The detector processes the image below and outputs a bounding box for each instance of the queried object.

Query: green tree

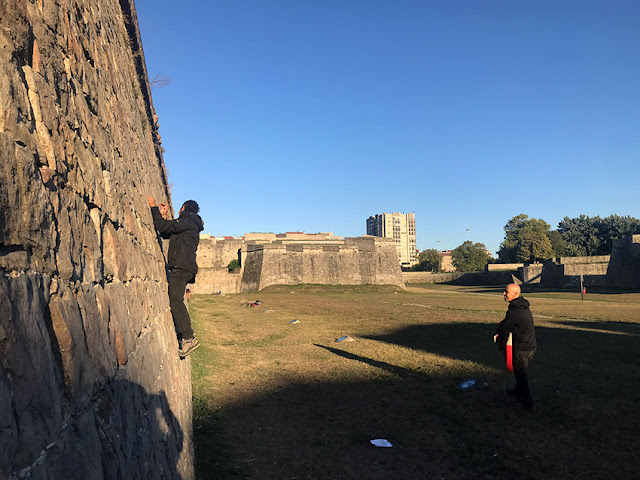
[451,241,490,272]
[412,249,442,272]
[547,230,566,257]
[227,259,240,271]
[498,214,553,263]
[596,214,640,254]
[557,215,601,256]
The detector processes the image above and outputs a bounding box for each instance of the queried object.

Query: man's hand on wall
[159,203,169,219]
[148,195,157,207]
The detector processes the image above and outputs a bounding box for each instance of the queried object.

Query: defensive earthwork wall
[1,1,193,478]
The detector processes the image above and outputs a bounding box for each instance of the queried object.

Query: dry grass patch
[190,284,640,479]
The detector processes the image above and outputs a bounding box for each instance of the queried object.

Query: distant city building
[366,212,417,267]
[438,250,456,272]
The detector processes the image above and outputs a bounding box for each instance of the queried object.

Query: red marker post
[580,274,584,301]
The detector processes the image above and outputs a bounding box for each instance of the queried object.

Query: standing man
[148,195,204,358]
[495,283,537,410]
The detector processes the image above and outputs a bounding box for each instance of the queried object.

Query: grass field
[189,284,640,479]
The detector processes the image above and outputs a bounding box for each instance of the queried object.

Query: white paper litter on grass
[289,319,300,324]
[370,439,393,448]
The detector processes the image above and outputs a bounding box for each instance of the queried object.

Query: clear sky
[135,0,640,255]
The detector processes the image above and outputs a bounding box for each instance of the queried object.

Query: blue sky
[135,0,640,255]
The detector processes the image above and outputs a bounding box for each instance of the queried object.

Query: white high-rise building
[366,212,417,267]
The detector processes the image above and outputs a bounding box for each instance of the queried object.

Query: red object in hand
[505,332,513,372]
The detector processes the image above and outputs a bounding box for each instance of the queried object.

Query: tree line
[413,214,640,273]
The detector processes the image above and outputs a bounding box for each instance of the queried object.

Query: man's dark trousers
[169,268,194,340]
[513,349,535,406]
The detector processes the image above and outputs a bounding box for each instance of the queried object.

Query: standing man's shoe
[179,336,200,358]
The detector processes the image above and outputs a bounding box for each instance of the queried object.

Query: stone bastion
[191,235,404,294]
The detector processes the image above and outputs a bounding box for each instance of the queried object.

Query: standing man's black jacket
[151,208,204,275]
[495,296,537,352]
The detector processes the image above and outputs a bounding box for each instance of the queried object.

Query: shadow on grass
[314,344,427,380]
[194,322,640,480]
[363,322,640,373]
[554,319,640,335]
[411,284,640,295]
[194,369,511,479]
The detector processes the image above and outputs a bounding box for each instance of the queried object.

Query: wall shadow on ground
[524,285,640,295]
[365,322,500,369]
[194,322,640,480]
[411,284,640,296]
[363,322,640,372]
[314,344,427,380]
[554,319,640,336]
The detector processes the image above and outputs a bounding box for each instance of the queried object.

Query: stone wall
[559,255,610,265]
[190,238,241,294]
[606,235,640,288]
[486,263,523,271]
[518,264,544,284]
[0,1,192,478]
[403,272,466,284]
[540,257,609,288]
[191,269,242,295]
[197,237,242,269]
[240,236,404,292]
[402,271,515,285]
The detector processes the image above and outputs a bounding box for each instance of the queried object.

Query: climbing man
[148,195,204,357]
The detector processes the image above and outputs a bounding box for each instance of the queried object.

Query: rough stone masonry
[0,1,193,478]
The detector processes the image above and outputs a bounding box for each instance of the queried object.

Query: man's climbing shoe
[179,336,200,358]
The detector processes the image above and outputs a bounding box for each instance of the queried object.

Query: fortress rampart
[239,236,404,292]
[606,235,640,288]
[191,235,404,293]
[1,1,192,478]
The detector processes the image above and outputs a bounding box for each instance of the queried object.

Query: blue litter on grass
[335,335,355,342]
[289,319,300,324]
[370,439,393,448]
[458,378,478,390]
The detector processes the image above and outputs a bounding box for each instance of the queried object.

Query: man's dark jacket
[151,207,204,275]
[495,296,537,352]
